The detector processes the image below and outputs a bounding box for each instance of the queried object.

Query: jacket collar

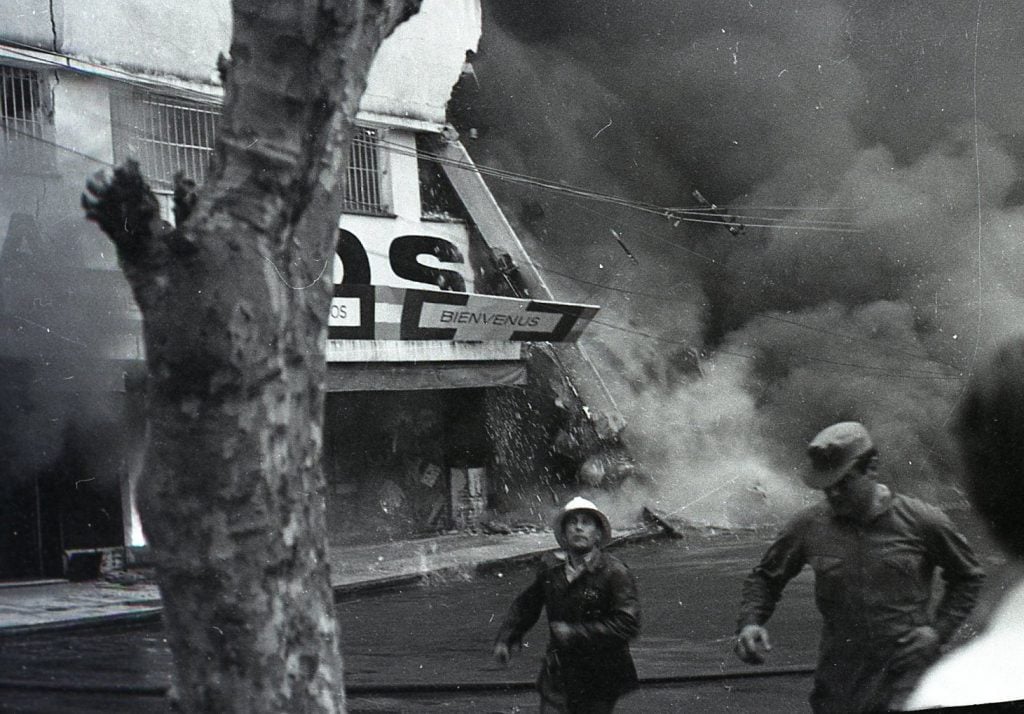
[565,548,604,584]
[863,483,893,522]
[555,548,605,569]
[833,482,893,524]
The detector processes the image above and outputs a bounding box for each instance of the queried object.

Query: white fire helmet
[553,496,612,549]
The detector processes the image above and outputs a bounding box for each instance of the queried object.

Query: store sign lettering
[411,293,583,341]
[335,229,466,291]
[437,309,543,328]
[328,297,361,328]
[327,228,599,344]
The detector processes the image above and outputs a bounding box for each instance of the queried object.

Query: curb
[0,529,667,638]
[333,529,661,601]
[0,604,164,639]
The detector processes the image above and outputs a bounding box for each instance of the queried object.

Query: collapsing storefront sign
[328,284,598,343]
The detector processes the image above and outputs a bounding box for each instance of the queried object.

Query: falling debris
[642,505,683,538]
[691,189,746,236]
[610,229,639,265]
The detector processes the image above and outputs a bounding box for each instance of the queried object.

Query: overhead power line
[4,111,957,382]
[380,137,864,234]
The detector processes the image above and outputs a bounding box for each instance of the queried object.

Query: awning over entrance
[325,360,526,392]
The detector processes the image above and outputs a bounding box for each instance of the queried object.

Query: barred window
[343,126,391,216]
[111,85,389,220]
[110,87,219,221]
[0,64,55,173]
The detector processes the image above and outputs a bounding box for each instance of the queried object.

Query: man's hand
[734,624,772,664]
[892,626,941,671]
[493,642,512,665]
[550,621,575,646]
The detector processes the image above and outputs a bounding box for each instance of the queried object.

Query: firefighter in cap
[493,497,641,713]
[733,422,984,713]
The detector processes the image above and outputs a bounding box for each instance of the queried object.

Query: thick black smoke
[0,112,134,494]
[455,0,1024,525]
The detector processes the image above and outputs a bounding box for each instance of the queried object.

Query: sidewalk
[0,528,649,637]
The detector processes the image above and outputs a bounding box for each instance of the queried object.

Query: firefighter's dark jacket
[495,549,641,703]
[737,491,985,713]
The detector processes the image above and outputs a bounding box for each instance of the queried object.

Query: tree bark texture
[83,2,422,712]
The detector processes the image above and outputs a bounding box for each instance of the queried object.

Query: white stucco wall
[4,0,480,125]
[5,0,55,47]
[61,2,230,84]
[53,74,115,171]
[361,0,481,124]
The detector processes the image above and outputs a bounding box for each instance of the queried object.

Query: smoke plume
[458,0,1024,525]
[0,110,134,493]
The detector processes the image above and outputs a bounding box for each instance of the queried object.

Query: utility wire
[553,194,968,373]
[384,137,864,233]
[5,106,963,381]
[7,86,860,236]
[4,125,113,168]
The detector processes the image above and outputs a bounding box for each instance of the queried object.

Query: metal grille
[0,65,55,172]
[343,127,390,216]
[110,88,219,200]
[112,86,388,218]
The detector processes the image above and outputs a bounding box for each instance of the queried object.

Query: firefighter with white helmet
[493,496,641,713]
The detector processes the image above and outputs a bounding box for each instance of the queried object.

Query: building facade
[0,0,622,579]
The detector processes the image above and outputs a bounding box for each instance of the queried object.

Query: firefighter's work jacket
[495,549,641,707]
[737,489,984,714]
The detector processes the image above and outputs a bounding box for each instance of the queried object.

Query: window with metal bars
[343,126,391,216]
[111,85,390,219]
[0,64,55,173]
[110,87,219,220]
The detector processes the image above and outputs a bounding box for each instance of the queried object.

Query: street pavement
[0,510,1012,713]
[0,531,822,714]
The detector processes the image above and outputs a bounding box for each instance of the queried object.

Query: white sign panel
[327,285,598,344]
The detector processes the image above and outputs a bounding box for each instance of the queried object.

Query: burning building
[0,0,628,580]
[446,1,1024,528]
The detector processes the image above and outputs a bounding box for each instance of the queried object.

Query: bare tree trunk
[83,2,421,711]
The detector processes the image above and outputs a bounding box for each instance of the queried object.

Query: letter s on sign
[389,235,467,291]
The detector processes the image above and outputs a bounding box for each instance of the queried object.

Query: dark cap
[804,422,874,489]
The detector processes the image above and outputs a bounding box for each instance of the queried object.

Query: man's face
[823,468,875,518]
[563,512,602,554]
